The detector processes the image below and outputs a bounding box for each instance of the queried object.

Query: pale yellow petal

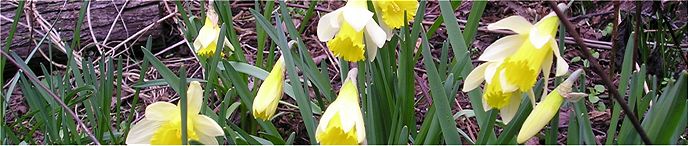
[355,110,366,143]
[551,39,569,76]
[462,63,489,92]
[499,70,519,92]
[186,81,204,115]
[484,62,501,83]
[541,50,554,98]
[482,97,492,112]
[198,134,220,145]
[195,17,219,50]
[365,34,379,62]
[126,118,162,144]
[517,90,564,144]
[365,21,386,48]
[529,14,559,48]
[194,115,225,136]
[479,35,526,61]
[500,94,522,124]
[252,56,285,120]
[145,102,179,121]
[364,21,386,62]
[317,10,342,41]
[341,6,373,31]
[487,16,533,34]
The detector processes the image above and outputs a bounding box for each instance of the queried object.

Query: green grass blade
[439,0,495,142]
[605,34,636,144]
[420,33,461,144]
[463,1,487,45]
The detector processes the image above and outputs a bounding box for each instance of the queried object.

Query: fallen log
[1,0,165,79]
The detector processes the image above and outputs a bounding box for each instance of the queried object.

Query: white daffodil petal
[365,21,386,48]
[528,89,536,107]
[552,40,569,76]
[462,63,490,92]
[316,103,337,131]
[193,38,203,52]
[354,108,366,143]
[380,20,394,40]
[530,15,559,48]
[198,135,220,145]
[529,28,551,49]
[482,97,492,112]
[339,105,357,133]
[487,16,533,34]
[500,70,519,92]
[365,35,379,62]
[541,52,554,98]
[479,35,525,61]
[484,62,501,83]
[126,118,162,144]
[342,7,374,31]
[317,11,342,41]
[195,115,225,136]
[186,81,204,115]
[500,94,522,124]
[145,102,179,121]
[197,27,218,47]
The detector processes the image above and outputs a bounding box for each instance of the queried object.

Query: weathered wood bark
[1,0,163,58]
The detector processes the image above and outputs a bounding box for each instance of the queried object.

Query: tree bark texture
[1,0,163,59]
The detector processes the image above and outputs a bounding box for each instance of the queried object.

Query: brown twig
[547,2,652,144]
[609,1,619,78]
[0,50,101,145]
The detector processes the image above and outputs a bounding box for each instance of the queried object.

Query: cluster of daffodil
[462,9,570,124]
[317,0,418,62]
[126,81,224,145]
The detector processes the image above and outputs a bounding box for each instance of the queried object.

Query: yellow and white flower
[462,10,569,123]
[126,81,224,145]
[517,69,586,143]
[252,56,286,121]
[373,0,419,40]
[193,12,234,58]
[317,0,387,62]
[315,68,365,145]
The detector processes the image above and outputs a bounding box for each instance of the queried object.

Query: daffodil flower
[462,9,569,123]
[126,81,224,145]
[193,15,234,58]
[316,68,365,145]
[252,56,285,121]
[373,0,419,40]
[517,69,586,143]
[317,0,387,62]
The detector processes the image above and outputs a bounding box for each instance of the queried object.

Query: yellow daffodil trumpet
[517,69,587,143]
[316,68,366,145]
[126,81,224,145]
[317,0,387,62]
[193,10,235,58]
[252,56,286,121]
[372,0,419,40]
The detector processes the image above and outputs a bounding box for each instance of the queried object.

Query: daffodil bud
[517,69,584,143]
[316,68,366,145]
[252,56,286,121]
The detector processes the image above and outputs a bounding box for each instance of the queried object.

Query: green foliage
[1,1,686,145]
